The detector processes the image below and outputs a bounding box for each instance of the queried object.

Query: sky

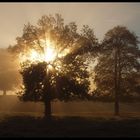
[0,2,140,48]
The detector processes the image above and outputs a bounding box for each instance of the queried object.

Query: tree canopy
[94,26,140,99]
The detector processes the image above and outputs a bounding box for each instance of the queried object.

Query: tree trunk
[117,45,121,111]
[44,99,52,119]
[3,90,6,96]
[114,47,119,116]
[43,68,52,119]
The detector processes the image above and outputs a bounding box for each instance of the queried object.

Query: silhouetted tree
[9,14,98,118]
[94,26,140,115]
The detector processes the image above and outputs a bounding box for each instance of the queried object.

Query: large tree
[94,26,140,115]
[9,14,98,118]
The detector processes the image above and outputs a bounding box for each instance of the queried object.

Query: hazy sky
[0,2,140,48]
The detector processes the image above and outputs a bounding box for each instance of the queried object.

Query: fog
[0,48,22,95]
[0,96,139,117]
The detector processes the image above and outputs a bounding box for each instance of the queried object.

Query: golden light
[58,48,70,58]
[19,49,44,64]
[44,46,57,62]
[47,64,53,70]
[19,38,70,69]
[30,49,43,62]
[40,38,58,63]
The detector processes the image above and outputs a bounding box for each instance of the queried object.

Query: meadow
[0,95,139,137]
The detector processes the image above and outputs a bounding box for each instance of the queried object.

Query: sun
[44,45,57,62]
[19,39,58,64]
[41,38,58,63]
[19,38,70,69]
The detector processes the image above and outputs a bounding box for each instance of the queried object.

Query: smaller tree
[94,26,140,115]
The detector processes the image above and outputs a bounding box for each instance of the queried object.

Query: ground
[0,95,140,137]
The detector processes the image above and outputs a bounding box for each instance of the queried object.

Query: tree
[94,26,140,115]
[9,14,98,118]
[0,49,21,95]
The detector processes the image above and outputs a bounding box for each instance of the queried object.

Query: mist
[0,96,140,118]
[0,48,22,95]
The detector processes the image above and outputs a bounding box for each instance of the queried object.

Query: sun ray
[19,38,70,72]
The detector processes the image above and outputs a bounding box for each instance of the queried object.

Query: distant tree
[9,14,98,118]
[94,26,140,115]
[0,49,21,95]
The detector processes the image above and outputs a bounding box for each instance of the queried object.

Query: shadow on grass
[0,115,140,137]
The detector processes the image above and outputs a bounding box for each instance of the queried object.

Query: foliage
[94,26,140,98]
[9,14,98,103]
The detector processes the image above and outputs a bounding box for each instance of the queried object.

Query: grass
[0,96,139,137]
[0,114,140,137]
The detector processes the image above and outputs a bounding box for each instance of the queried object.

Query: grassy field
[0,95,140,137]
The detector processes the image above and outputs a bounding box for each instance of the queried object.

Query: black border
[0,1,140,3]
